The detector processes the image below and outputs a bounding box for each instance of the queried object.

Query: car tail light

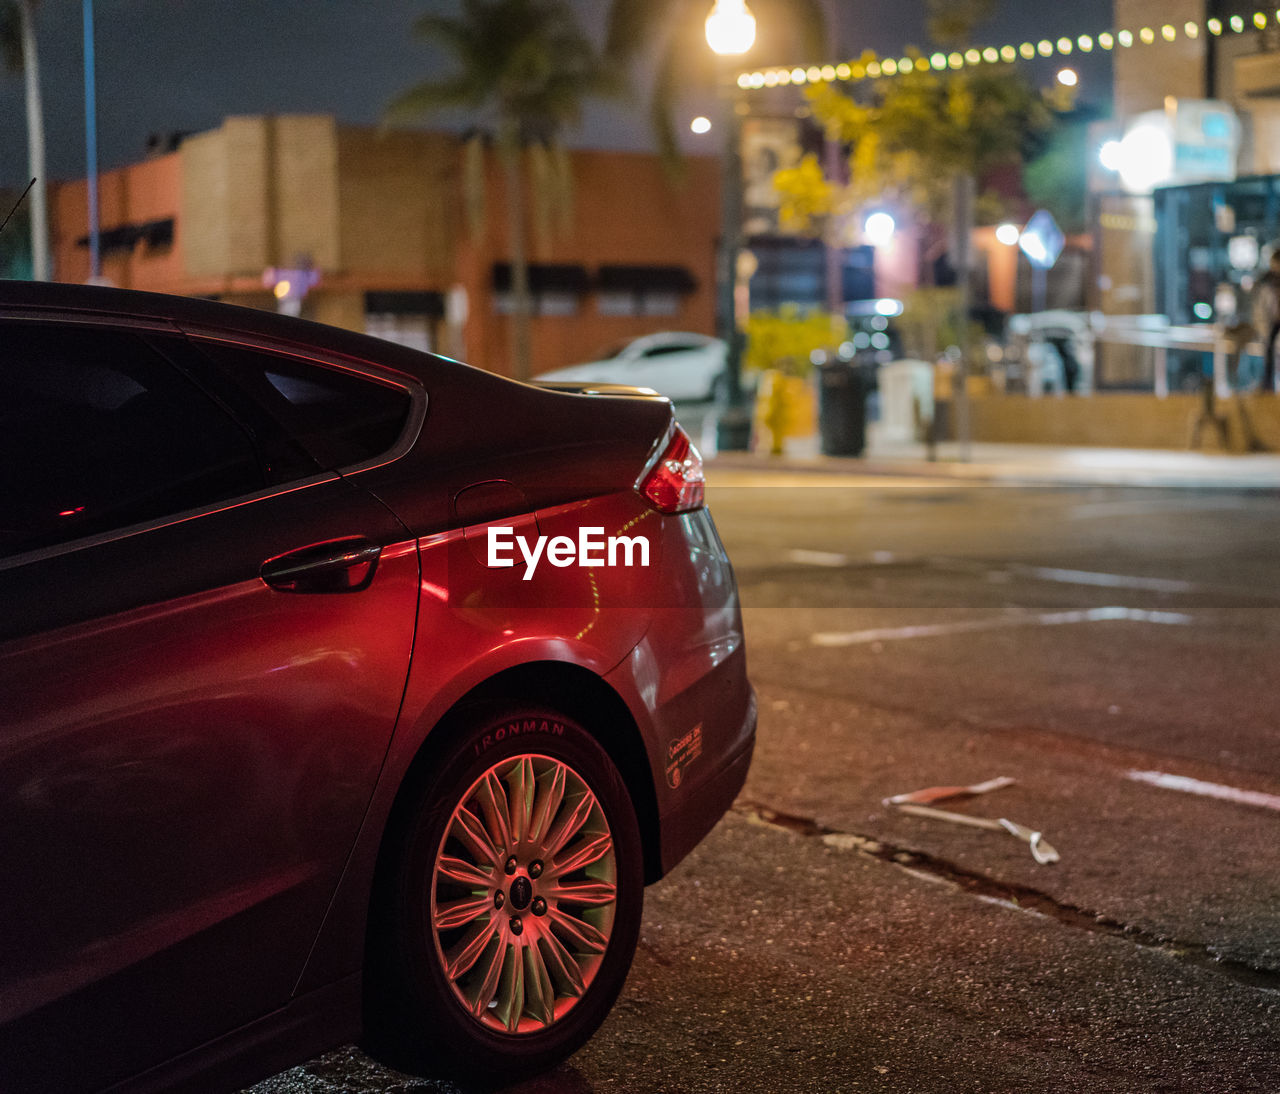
[638,424,705,513]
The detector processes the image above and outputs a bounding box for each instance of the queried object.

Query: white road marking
[1068,497,1251,520]
[1007,565,1197,594]
[786,549,898,567]
[789,551,1200,594]
[1126,770,1280,813]
[786,549,850,567]
[811,606,1194,647]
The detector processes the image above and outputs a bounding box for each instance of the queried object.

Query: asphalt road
[251,462,1280,1094]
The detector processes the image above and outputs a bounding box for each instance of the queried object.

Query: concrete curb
[706,444,1280,490]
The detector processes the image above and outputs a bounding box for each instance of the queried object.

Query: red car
[0,281,754,1092]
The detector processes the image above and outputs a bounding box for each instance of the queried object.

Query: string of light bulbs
[735,11,1279,90]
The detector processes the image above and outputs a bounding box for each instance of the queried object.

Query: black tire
[363,706,644,1085]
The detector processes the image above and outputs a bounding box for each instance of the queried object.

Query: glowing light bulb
[996,223,1021,246]
[864,212,896,246]
[705,0,756,55]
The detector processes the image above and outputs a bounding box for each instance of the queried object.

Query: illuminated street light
[1099,139,1123,171]
[1115,121,1174,193]
[705,0,756,55]
[1057,67,1078,87]
[864,211,896,247]
[691,115,712,134]
[996,223,1021,246]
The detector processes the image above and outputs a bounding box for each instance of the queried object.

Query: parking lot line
[810,606,1194,647]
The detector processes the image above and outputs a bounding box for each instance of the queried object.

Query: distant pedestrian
[1047,334,1080,394]
[1251,249,1280,393]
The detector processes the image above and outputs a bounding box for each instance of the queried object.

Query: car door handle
[261,538,381,593]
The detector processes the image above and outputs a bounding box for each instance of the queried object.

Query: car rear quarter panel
[295,488,661,990]
[297,490,752,992]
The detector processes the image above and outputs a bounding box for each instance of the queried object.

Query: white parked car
[537,332,727,403]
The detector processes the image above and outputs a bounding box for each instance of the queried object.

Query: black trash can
[817,361,869,456]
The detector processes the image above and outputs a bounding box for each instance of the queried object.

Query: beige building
[1113,0,1280,171]
[51,115,722,379]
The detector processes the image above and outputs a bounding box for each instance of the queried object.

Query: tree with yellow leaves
[775,60,1050,263]
[774,0,1050,273]
[774,49,1051,376]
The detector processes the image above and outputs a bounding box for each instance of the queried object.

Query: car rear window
[196,342,413,470]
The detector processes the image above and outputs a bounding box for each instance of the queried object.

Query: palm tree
[386,0,621,381]
[1,0,48,280]
[605,0,828,166]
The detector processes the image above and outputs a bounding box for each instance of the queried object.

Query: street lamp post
[706,1,755,452]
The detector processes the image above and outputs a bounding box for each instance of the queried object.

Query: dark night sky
[0,0,1115,189]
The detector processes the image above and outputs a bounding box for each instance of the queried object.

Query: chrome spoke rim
[431,752,617,1034]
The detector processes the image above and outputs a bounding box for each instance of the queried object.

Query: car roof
[628,331,718,349]
[0,279,463,380]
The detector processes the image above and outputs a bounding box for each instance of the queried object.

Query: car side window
[195,341,413,470]
[1,322,264,558]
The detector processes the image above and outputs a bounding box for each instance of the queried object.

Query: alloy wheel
[429,753,618,1033]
